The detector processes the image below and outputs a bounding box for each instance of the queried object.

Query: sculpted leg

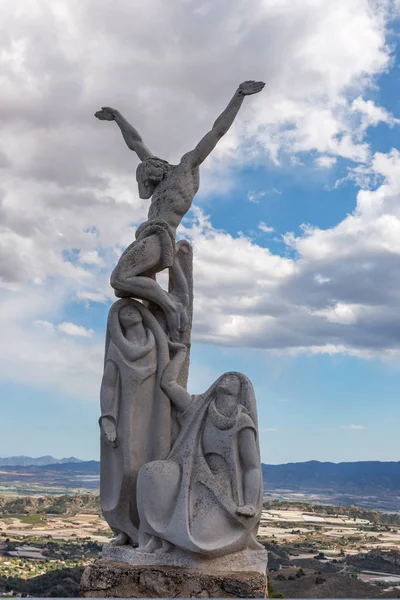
[110,235,184,340]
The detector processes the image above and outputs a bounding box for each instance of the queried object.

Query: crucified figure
[95,80,265,340]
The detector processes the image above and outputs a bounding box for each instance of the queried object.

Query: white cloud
[0,286,103,400]
[258,221,274,233]
[76,289,109,304]
[78,250,104,266]
[34,320,55,331]
[315,155,337,168]
[0,0,395,293]
[341,425,365,430]
[57,322,94,337]
[248,190,267,204]
[312,303,361,325]
[0,0,400,399]
[35,317,95,338]
[351,96,400,132]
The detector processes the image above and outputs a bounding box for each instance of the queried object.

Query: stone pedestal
[80,560,267,598]
[102,544,268,575]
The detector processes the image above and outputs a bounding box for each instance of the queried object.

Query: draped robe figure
[136,356,264,557]
[99,298,172,545]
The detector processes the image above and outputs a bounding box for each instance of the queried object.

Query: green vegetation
[0,535,103,597]
[0,566,83,597]
[267,578,284,598]
[0,494,100,517]
[0,513,45,526]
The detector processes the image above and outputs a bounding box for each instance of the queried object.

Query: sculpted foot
[110,532,129,546]
[137,535,161,553]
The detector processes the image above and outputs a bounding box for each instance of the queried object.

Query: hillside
[263,499,400,526]
[0,456,82,467]
[263,460,400,493]
[0,494,100,515]
[272,572,386,599]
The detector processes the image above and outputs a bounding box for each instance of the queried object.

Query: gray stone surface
[92,81,267,588]
[102,546,268,576]
[99,298,172,545]
[136,371,265,560]
[80,560,267,598]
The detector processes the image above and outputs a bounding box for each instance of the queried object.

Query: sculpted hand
[238,81,265,96]
[236,504,257,518]
[101,417,118,447]
[94,106,118,121]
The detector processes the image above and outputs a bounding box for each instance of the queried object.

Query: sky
[1,0,400,464]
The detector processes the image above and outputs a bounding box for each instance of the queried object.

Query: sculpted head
[136,157,172,199]
[214,373,241,418]
[216,374,241,398]
[119,304,143,331]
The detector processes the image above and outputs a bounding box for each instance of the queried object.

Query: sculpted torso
[147,160,199,235]
[94,80,264,236]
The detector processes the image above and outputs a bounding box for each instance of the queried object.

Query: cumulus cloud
[258,221,274,233]
[180,149,400,357]
[0,286,103,400]
[315,155,337,168]
[35,319,94,337]
[57,322,94,337]
[1,0,400,397]
[248,190,267,204]
[351,96,400,133]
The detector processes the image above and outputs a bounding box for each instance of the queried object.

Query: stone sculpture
[99,298,171,546]
[90,81,268,595]
[95,80,264,341]
[137,348,264,557]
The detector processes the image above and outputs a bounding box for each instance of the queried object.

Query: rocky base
[102,543,268,575]
[80,560,267,598]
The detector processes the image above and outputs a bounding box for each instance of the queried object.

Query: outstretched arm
[95,107,154,161]
[183,81,265,168]
[161,342,191,412]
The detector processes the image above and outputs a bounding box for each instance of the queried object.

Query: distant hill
[262,460,400,493]
[0,456,83,467]
[37,460,99,472]
[2,458,400,494]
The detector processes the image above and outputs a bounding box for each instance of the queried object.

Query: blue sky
[1,0,400,464]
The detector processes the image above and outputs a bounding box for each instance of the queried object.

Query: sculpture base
[102,543,268,575]
[80,560,267,598]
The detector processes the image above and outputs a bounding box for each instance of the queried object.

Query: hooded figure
[99,298,172,545]
[136,343,264,557]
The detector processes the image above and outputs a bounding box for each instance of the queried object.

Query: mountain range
[1,457,399,494]
[262,460,400,493]
[0,456,83,467]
